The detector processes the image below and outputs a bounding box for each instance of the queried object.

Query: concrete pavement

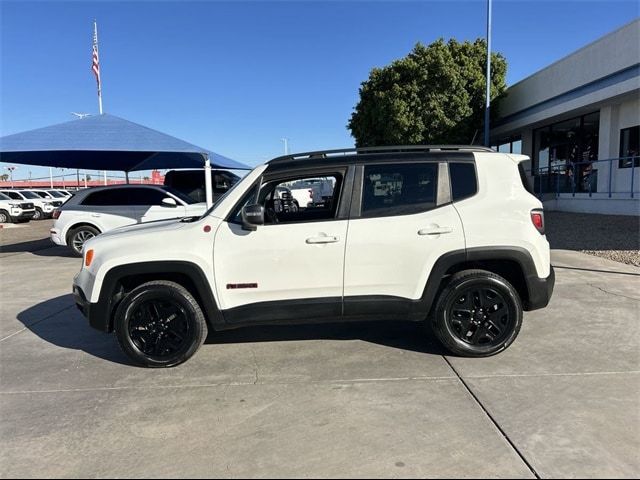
[0,230,638,478]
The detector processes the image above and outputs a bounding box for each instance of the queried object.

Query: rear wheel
[69,225,100,257]
[114,281,208,368]
[431,269,522,357]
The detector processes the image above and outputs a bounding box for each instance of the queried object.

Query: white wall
[596,97,640,195]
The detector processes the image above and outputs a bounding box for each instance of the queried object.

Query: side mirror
[241,204,264,231]
[161,197,178,208]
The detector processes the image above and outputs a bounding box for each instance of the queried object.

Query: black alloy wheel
[431,269,522,357]
[115,281,207,367]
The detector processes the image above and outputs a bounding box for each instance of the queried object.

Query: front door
[213,169,350,325]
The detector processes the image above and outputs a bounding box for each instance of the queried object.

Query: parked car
[287,177,334,208]
[163,169,240,203]
[0,189,56,220]
[0,192,35,223]
[51,184,207,256]
[31,189,71,203]
[26,190,66,207]
[73,145,554,367]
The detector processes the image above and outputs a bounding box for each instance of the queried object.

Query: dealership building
[491,19,639,215]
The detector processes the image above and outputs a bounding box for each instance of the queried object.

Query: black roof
[267,145,492,171]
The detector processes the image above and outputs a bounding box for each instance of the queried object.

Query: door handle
[418,226,452,236]
[306,235,340,244]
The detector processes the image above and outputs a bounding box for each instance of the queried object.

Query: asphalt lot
[1,220,639,478]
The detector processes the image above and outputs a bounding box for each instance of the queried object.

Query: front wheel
[114,281,208,367]
[0,210,10,223]
[32,208,43,220]
[431,269,522,357]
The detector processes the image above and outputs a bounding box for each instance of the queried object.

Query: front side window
[619,126,640,168]
[361,163,438,217]
[127,188,169,206]
[261,174,341,224]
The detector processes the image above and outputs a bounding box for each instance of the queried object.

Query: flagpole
[94,20,103,115]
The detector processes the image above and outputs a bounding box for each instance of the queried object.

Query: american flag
[92,22,101,93]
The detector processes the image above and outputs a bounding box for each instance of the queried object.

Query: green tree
[348,38,507,146]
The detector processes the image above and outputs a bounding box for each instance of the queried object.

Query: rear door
[343,160,465,313]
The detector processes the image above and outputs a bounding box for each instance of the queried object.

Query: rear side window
[449,162,478,201]
[82,189,130,206]
[518,162,535,195]
[361,163,438,217]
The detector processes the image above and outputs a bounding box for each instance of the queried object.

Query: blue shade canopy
[0,114,249,171]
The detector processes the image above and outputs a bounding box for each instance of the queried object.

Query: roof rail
[268,145,494,163]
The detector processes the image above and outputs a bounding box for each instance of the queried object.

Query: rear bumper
[524,266,555,311]
[50,229,65,245]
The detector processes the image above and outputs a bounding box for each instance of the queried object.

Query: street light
[281,138,290,155]
[4,166,17,188]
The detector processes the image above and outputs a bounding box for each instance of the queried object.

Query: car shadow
[0,238,77,258]
[17,295,446,366]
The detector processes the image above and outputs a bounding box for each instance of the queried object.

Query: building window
[495,136,522,154]
[619,126,640,168]
[532,111,599,193]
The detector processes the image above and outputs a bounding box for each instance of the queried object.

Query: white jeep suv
[51,184,207,256]
[73,146,554,367]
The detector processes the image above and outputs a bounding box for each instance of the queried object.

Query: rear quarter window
[449,162,478,201]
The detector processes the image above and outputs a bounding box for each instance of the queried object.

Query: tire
[68,225,100,257]
[431,269,523,357]
[114,280,208,368]
[32,208,43,221]
[0,210,10,223]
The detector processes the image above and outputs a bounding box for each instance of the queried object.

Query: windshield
[19,191,40,199]
[0,192,10,200]
[2,191,24,200]
[33,191,49,198]
[161,186,198,205]
[47,190,64,198]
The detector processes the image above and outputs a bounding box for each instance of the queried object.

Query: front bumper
[73,282,111,332]
[11,210,35,221]
[524,266,555,311]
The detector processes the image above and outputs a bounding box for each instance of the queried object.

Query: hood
[98,217,192,239]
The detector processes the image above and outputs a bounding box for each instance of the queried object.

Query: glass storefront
[533,112,599,193]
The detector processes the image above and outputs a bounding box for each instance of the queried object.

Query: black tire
[114,280,208,368]
[68,225,100,257]
[0,210,10,223]
[32,208,43,221]
[431,269,522,357]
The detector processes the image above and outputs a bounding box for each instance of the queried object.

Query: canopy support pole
[125,171,130,184]
[204,155,213,209]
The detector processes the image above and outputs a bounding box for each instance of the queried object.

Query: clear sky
[1,0,638,180]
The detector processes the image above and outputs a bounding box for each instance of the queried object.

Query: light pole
[5,166,17,188]
[484,0,493,147]
[281,138,289,155]
[61,168,66,189]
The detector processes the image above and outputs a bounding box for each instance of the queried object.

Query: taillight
[531,209,545,235]
[52,209,61,219]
